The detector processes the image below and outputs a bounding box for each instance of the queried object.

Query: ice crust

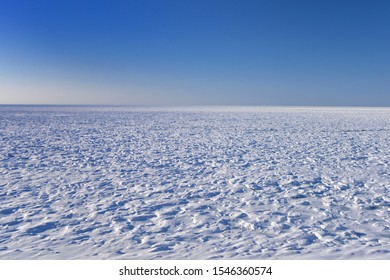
[1,106,390,259]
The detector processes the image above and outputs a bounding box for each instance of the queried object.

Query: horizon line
[1,103,390,109]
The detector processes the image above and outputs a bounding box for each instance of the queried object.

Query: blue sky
[1,0,389,106]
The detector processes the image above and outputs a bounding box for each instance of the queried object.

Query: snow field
[1,106,390,259]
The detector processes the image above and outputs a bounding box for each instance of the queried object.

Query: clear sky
[1,0,389,106]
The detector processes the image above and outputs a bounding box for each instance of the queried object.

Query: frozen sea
[1,105,390,259]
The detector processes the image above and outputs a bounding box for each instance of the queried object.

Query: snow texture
[1,105,390,259]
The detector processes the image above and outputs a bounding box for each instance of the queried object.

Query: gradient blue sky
[1,0,389,106]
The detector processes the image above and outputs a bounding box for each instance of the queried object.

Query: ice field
[1,105,390,259]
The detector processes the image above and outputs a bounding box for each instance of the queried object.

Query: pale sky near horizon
[1,0,389,106]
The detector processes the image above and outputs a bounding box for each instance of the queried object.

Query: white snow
[1,105,390,259]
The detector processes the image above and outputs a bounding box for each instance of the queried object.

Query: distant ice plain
[1,105,390,259]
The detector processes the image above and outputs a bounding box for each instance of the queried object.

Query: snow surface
[1,105,390,259]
